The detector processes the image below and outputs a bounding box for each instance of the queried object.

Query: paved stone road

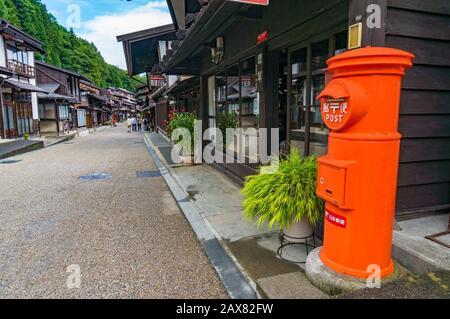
[0,125,227,298]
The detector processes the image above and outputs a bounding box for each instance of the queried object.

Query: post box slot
[317,157,355,209]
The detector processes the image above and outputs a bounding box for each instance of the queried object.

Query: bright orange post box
[316,47,414,279]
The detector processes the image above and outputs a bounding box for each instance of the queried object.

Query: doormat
[137,170,161,178]
[79,172,112,181]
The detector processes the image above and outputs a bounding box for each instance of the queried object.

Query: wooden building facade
[35,61,87,134]
[0,18,47,139]
[120,0,450,219]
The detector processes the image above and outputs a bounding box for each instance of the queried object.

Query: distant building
[102,87,137,122]
[80,80,109,128]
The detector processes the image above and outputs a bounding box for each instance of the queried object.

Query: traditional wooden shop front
[124,0,450,219]
[0,18,47,139]
[80,80,108,128]
[36,83,78,135]
[35,61,88,133]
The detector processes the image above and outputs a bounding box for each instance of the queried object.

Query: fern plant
[242,149,324,230]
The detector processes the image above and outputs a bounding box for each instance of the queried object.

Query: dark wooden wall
[385,0,450,217]
[198,0,348,74]
[156,100,168,133]
[36,64,80,99]
[36,64,70,96]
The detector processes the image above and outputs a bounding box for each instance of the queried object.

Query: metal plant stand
[277,232,316,264]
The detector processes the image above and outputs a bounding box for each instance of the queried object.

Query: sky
[41,0,172,70]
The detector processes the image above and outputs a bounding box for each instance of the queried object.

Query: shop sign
[230,0,269,5]
[325,210,347,228]
[257,30,268,44]
[256,50,264,92]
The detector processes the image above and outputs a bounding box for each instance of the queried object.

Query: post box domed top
[327,47,415,77]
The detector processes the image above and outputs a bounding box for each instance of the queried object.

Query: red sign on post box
[230,0,269,5]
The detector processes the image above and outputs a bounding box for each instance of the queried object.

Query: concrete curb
[0,140,44,160]
[44,132,78,148]
[143,133,258,299]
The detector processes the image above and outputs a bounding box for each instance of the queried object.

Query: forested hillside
[0,0,141,91]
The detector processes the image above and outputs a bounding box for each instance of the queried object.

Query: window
[288,30,348,157]
[290,47,308,155]
[77,109,86,127]
[211,57,261,163]
[309,40,329,157]
[226,65,240,114]
[240,56,259,130]
[215,71,227,114]
[59,105,69,119]
[7,45,16,61]
[44,104,56,119]
[6,45,29,64]
[38,104,45,119]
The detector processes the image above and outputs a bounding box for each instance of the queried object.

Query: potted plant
[242,149,324,242]
[167,112,197,166]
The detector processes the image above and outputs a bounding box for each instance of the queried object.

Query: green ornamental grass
[242,149,324,230]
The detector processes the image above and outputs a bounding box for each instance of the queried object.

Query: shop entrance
[2,93,17,139]
[15,92,33,137]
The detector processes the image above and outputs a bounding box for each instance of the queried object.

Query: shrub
[242,149,324,230]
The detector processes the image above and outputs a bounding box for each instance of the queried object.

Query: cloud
[77,1,172,70]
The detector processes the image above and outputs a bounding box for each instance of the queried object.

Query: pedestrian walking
[137,117,142,131]
[64,120,70,134]
[131,116,137,132]
[143,118,148,132]
[127,117,132,133]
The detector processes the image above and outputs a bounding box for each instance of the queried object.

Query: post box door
[317,157,355,209]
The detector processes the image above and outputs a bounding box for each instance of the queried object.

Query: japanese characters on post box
[322,99,349,130]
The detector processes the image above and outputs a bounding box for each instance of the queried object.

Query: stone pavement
[0,124,227,298]
[145,132,327,299]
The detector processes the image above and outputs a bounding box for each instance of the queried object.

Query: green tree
[0,0,144,92]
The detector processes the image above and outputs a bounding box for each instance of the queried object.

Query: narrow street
[0,125,227,299]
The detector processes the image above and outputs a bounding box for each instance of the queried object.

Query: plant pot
[283,219,314,243]
[180,155,195,166]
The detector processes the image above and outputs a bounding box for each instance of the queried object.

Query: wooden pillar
[199,75,210,150]
[55,101,60,135]
[261,48,279,156]
[0,90,4,139]
[348,0,387,47]
[304,43,312,157]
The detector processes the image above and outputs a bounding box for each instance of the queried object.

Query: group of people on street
[127,116,148,133]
